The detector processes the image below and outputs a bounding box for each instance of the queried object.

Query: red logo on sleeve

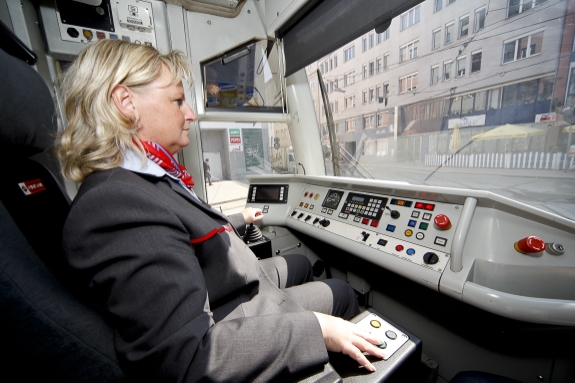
[18,179,46,196]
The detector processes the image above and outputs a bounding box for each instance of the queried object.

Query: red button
[434,214,452,230]
[395,245,404,251]
[370,220,379,227]
[362,218,369,225]
[424,204,435,211]
[304,192,308,197]
[415,202,424,209]
[309,193,314,198]
[514,236,546,254]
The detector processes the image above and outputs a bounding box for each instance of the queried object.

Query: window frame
[432,28,441,50]
[431,65,440,84]
[471,50,482,73]
[502,29,544,64]
[445,22,455,45]
[400,39,419,63]
[399,72,419,93]
[474,6,486,32]
[459,15,470,39]
[444,60,453,81]
[456,56,466,77]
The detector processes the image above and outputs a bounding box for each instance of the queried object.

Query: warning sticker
[18,179,46,196]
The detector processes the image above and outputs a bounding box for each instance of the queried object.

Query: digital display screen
[256,186,280,200]
[352,196,366,203]
[342,192,388,221]
[248,184,288,203]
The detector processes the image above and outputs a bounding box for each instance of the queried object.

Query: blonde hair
[55,40,193,183]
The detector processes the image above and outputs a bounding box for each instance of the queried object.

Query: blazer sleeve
[62,177,327,382]
[227,212,247,237]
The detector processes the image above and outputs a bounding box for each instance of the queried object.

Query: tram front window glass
[198,122,294,215]
[304,0,574,221]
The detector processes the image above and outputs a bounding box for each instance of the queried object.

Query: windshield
[306,0,575,221]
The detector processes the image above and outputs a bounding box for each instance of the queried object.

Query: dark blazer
[62,167,327,382]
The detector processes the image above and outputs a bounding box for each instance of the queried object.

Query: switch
[313,217,320,224]
[304,215,312,221]
[361,231,370,242]
[319,219,330,227]
[297,213,304,219]
[423,252,439,264]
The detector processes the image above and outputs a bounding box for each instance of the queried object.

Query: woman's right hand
[313,312,386,372]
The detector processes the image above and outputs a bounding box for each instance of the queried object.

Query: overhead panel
[279,0,424,77]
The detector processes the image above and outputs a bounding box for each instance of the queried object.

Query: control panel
[53,0,158,47]
[289,185,463,275]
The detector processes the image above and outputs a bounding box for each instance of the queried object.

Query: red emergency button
[434,214,452,230]
[395,245,404,252]
[370,220,379,228]
[361,218,369,225]
[514,236,546,254]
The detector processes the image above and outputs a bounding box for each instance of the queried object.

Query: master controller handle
[319,219,330,227]
[386,206,400,219]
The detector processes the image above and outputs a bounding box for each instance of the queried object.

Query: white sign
[535,113,556,123]
[448,115,486,129]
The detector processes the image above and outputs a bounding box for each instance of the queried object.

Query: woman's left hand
[241,207,263,224]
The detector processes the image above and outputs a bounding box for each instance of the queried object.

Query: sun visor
[279,0,424,77]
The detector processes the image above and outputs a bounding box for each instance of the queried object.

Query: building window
[447,0,456,4]
[344,95,356,109]
[434,0,443,12]
[362,37,368,52]
[344,71,355,86]
[400,5,421,31]
[344,45,355,62]
[432,28,441,50]
[369,88,375,103]
[369,61,375,76]
[459,15,469,39]
[377,32,382,44]
[383,83,389,101]
[310,79,316,90]
[431,65,440,84]
[376,57,382,73]
[362,64,368,79]
[444,60,453,80]
[333,55,338,68]
[508,0,548,18]
[445,22,455,44]
[362,90,368,104]
[364,115,375,130]
[329,58,333,71]
[383,53,389,70]
[475,7,486,32]
[400,40,419,62]
[376,85,382,100]
[346,118,356,132]
[457,56,466,77]
[503,30,544,63]
[471,51,482,73]
[369,33,375,49]
[384,28,390,40]
[399,73,418,93]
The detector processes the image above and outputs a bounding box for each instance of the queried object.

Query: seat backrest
[0,45,127,382]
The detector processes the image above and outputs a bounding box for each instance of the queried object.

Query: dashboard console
[246,175,575,326]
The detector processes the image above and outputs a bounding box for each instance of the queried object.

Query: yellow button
[370,320,381,328]
[299,202,303,207]
[314,194,319,200]
[405,229,413,237]
[304,203,309,208]
[83,29,93,40]
[397,200,405,206]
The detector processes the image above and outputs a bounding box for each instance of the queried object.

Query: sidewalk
[205,180,249,216]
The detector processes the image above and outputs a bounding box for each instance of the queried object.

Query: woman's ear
[111,85,137,122]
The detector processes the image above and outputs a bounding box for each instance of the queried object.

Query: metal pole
[317,69,340,176]
[565,124,573,172]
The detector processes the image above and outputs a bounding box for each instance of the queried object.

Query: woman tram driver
[56,40,385,382]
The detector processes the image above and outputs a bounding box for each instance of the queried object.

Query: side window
[199,122,294,215]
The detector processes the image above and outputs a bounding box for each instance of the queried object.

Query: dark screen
[256,186,280,200]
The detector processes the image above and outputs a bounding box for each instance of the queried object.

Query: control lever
[304,215,312,221]
[319,218,330,227]
[291,210,297,216]
[313,217,320,224]
[361,231,370,242]
[386,206,400,219]
[297,213,304,219]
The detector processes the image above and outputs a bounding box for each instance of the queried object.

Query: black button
[67,27,79,38]
[385,330,397,340]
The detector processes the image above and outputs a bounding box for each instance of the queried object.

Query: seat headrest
[0,48,57,158]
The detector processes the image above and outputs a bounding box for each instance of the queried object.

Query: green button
[419,222,428,230]
[378,341,387,349]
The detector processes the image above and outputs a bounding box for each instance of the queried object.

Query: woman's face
[133,66,196,154]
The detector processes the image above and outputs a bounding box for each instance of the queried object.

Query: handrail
[450,197,477,272]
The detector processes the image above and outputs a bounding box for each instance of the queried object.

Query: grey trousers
[259,254,359,320]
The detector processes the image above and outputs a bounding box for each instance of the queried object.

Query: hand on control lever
[313,312,386,372]
[241,207,263,224]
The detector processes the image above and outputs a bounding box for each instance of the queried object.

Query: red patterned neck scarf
[141,141,195,191]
